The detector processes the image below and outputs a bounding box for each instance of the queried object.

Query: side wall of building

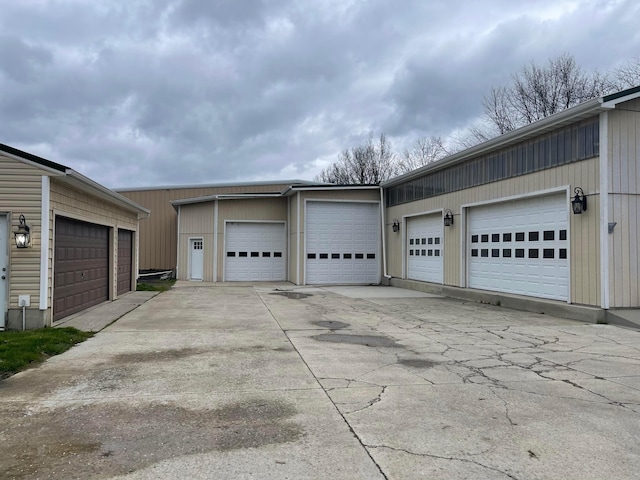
[607,98,640,307]
[385,157,601,306]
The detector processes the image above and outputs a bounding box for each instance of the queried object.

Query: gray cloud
[0,0,638,188]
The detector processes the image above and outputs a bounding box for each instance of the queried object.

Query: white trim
[379,187,388,278]
[39,176,50,310]
[600,91,640,109]
[599,112,610,309]
[301,197,379,205]
[213,200,218,282]
[296,192,301,285]
[287,197,291,282]
[460,185,570,210]
[187,236,204,281]
[566,187,572,304]
[176,206,181,279]
[287,186,380,193]
[460,206,467,288]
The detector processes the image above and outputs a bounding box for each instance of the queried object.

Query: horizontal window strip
[386,117,599,207]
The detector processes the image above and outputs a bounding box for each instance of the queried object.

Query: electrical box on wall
[18,295,30,307]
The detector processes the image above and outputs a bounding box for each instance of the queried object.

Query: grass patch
[0,327,93,379]
[137,279,176,292]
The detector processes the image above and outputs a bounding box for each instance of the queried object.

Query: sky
[1,0,639,189]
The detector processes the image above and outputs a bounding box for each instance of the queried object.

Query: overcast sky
[1,0,638,189]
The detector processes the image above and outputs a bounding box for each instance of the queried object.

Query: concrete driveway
[2,283,640,479]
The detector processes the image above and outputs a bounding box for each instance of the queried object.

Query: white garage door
[225,222,286,281]
[306,202,380,284]
[468,193,568,301]
[407,214,443,284]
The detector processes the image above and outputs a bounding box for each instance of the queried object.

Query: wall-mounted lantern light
[14,214,31,248]
[443,209,454,227]
[571,187,587,215]
[392,219,400,233]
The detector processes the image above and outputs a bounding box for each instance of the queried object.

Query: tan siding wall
[608,99,640,307]
[50,179,139,306]
[119,184,293,270]
[385,158,600,306]
[0,155,44,310]
[177,202,214,281]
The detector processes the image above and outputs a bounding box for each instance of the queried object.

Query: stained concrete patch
[112,347,205,363]
[398,359,438,369]
[1,399,303,479]
[312,320,350,330]
[312,333,401,348]
[271,291,312,300]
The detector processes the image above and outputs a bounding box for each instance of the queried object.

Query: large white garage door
[225,222,286,281]
[306,202,380,284]
[407,214,443,284]
[468,193,568,301]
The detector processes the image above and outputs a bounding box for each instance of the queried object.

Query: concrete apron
[0,283,639,479]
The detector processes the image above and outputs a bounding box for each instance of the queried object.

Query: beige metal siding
[177,202,214,281]
[608,98,640,307]
[385,158,600,306]
[119,183,293,270]
[50,179,139,306]
[0,155,44,310]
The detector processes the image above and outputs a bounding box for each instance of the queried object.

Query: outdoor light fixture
[443,209,454,227]
[571,187,587,215]
[392,219,400,233]
[14,214,31,248]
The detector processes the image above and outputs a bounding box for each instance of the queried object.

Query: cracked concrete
[1,283,639,479]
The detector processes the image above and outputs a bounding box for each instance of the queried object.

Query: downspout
[213,199,219,282]
[599,111,610,309]
[379,186,390,280]
[296,192,302,285]
[176,206,181,279]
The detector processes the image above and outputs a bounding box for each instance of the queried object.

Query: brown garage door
[117,229,133,295]
[54,217,109,321]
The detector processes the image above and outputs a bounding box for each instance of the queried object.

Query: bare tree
[398,135,448,173]
[611,57,640,90]
[316,133,398,184]
[480,53,611,136]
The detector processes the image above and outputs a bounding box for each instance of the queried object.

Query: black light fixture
[443,209,454,227]
[571,187,587,215]
[392,219,400,233]
[14,214,31,248]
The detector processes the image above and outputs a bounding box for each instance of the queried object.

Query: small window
[344,253,352,259]
[409,250,414,256]
[428,238,433,245]
[559,230,567,240]
[434,237,440,245]
[492,249,500,257]
[515,232,525,241]
[503,233,512,242]
[503,249,512,258]
[274,252,282,257]
[543,249,554,259]
[559,248,567,259]
[421,238,427,245]
[227,252,236,257]
[434,250,440,257]
[367,253,375,259]
[410,239,414,245]
[529,232,539,241]
[543,230,555,241]
[332,253,340,259]
[471,249,478,257]
[263,252,271,257]
[492,234,500,242]
[319,253,328,259]
[307,253,316,259]
[515,249,525,258]
[471,235,479,243]
[481,249,489,257]
[414,250,420,256]
[355,253,364,259]
[239,252,248,257]
[528,249,539,259]
[481,234,489,243]
[421,249,426,256]
[251,252,259,257]
[427,249,433,256]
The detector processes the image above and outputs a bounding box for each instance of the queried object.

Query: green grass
[136,279,176,292]
[0,327,93,379]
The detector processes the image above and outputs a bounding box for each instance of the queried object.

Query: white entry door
[225,222,286,281]
[407,214,444,284]
[468,193,569,301]
[189,238,204,281]
[0,215,6,328]
[305,202,380,284]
